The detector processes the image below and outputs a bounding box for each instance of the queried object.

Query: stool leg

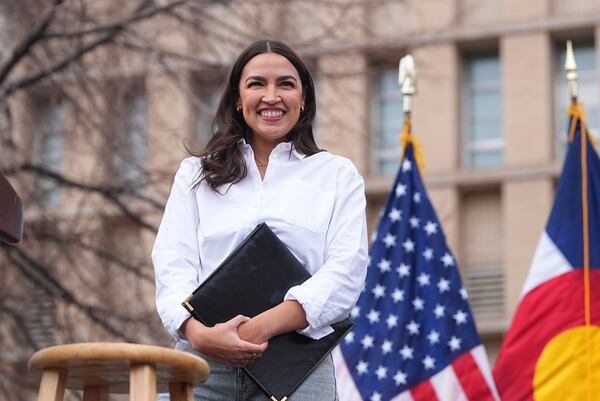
[37,368,66,401]
[83,386,109,401]
[169,382,194,401]
[130,363,157,401]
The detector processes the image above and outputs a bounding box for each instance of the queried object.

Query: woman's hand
[238,300,309,344]
[183,315,268,367]
[237,315,271,345]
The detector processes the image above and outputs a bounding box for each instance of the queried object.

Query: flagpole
[566,39,592,401]
[565,40,578,104]
[398,54,416,133]
[398,54,426,174]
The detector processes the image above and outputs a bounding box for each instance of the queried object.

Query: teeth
[261,110,283,118]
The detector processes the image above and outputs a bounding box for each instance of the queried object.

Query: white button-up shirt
[152,140,368,341]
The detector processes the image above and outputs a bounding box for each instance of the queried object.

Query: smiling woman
[194,39,320,191]
[152,39,368,401]
[237,52,305,165]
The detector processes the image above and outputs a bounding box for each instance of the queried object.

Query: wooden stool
[28,342,209,401]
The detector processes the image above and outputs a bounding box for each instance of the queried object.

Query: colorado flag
[493,103,600,400]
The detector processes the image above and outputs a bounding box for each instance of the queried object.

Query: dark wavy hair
[193,39,322,192]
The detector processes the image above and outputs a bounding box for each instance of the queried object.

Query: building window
[554,41,598,157]
[195,80,223,150]
[0,6,8,63]
[462,53,503,169]
[112,84,147,187]
[371,67,403,176]
[32,95,66,207]
[22,282,57,348]
[192,75,225,149]
[312,74,322,144]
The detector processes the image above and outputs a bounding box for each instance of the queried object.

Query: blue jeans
[158,341,338,401]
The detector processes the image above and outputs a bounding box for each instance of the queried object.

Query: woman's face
[238,52,304,147]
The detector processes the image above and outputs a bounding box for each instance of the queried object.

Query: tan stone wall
[502,32,554,166]
[502,179,554,314]
[318,53,369,173]
[460,189,503,268]
[409,0,458,32]
[412,43,460,173]
[551,0,600,16]
[146,71,191,174]
[504,0,550,21]
[429,187,460,256]
[366,1,418,39]
[457,0,502,26]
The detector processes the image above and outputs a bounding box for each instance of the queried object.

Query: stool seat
[29,342,209,401]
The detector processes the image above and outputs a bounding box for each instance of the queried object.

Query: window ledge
[366,161,562,196]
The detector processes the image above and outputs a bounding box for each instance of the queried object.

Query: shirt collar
[272,142,306,160]
[237,138,306,160]
[237,138,252,153]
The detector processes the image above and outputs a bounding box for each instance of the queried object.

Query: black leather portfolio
[182,223,353,401]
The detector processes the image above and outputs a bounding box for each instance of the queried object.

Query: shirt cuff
[166,302,193,342]
[284,285,334,340]
[297,323,334,339]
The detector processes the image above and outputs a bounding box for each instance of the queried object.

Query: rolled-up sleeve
[284,160,368,339]
[152,158,201,341]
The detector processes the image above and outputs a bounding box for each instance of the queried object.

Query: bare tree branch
[0,0,66,85]
[0,298,39,349]
[0,0,190,98]
[4,246,135,342]
[6,162,159,232]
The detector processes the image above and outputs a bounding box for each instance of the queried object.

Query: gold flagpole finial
[398,54,424,173]
[398,54,417,117]
[565,40,578,102]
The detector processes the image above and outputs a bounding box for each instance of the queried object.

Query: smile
[260,110,285,118]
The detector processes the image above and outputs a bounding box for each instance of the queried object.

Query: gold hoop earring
[301,106,305,113]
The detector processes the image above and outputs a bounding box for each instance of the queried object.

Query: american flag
[334,141,499,401]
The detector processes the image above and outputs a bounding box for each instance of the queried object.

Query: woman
[152,39,368,400]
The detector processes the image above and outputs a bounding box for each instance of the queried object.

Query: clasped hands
[183,314,270,368]
[183,300,308,368]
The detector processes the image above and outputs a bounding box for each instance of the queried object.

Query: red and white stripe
[334,346,499,401]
